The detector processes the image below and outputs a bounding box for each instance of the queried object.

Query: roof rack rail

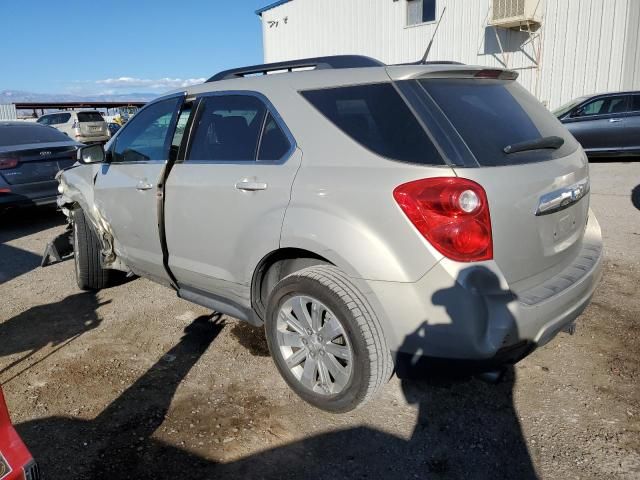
[395,60,466,66]
[206,55,385,82]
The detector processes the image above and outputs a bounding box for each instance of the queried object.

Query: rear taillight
[393,177,493,262]
[0,158,18,170]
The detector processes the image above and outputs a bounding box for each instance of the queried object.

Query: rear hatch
[76,111,108,137]
[397,70,589,290]
[0,141,77,185]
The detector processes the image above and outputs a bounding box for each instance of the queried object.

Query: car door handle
[136,180,153,191]
[235,180,268,191]
[609,118,623,123]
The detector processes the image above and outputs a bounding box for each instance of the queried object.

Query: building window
[407,0,436,26]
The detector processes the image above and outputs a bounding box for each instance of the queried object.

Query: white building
[257,0,640,109]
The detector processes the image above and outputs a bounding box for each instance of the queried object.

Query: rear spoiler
[387,66,519,81]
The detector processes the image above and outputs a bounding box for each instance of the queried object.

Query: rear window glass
[0,124,71,147]
[418,79,579,166]
[77,112,104,122]
[301,83,443,165]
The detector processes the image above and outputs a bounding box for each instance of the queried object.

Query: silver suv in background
[50,56,603,412]
[37,110,109,144]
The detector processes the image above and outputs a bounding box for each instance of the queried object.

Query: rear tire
[73,208,110,290]
[265,265,392,412]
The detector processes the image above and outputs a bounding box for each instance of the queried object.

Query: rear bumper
[75,135,109,144]
[0,178,58,208]
[362,211,604,368]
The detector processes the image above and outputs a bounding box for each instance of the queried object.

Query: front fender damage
[41,167,127,272]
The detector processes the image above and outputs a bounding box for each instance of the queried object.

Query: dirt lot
[1,161,639,479]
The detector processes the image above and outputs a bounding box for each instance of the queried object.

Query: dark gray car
[0,122,80,211]
[555,91,640,157]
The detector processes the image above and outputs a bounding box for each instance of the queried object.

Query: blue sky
[0,0,270,95]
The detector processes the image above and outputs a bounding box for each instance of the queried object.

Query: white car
[36,110,109,144]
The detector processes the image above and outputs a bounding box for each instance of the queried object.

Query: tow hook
[562,322,577,335]
[41,226,73,267]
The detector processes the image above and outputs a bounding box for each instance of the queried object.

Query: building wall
[260,0,639,109]
[0,104,17,120]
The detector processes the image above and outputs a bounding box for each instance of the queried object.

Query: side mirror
[77,144,105,164]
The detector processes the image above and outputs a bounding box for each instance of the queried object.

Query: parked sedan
[0,387,40,479]
[0,122,80,211]
[555,91,640,157]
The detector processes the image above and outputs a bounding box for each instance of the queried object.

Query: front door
[164,93,300,304]
[93,95,183,284]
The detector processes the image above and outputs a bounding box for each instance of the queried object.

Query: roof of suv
[171,55,516,99]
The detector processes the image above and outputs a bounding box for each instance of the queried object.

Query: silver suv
[51,56,603,412]
[37,110,110,144]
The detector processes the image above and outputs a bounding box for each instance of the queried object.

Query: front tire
[73,208,110,290]
[265,265,392,412]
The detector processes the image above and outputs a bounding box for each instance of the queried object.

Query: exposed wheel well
[251,248,332,322]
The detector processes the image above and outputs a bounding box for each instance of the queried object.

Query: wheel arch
[251,247,334,322]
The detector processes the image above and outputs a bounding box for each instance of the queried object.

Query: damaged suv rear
[48,56,603,412]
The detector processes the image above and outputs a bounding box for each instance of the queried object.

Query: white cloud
[95,77,206,90]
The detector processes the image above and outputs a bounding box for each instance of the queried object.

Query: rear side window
[418,79,579,166]
[187,95,266,162]
[0,125,71,147]
[258,113,291,161]
[77,112,104,122]
[56,113,71,124]
[633,95,640,112]
[301,83,443,165]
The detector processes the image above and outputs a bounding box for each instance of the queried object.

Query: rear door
[164,92,300,303]
[408,77,590,290]
[563,95,629,152]
[93,95,183,284]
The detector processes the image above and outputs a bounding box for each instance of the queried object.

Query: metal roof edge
[255,0,292,16]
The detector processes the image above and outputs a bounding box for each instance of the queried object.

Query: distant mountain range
[0,90,158,104]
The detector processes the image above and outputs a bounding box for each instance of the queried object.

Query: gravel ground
[0,160,638,479]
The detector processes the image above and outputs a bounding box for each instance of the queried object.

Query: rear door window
[187,95,266,162]
[417,79,579,166]
[301,83,443,165]
[57,113,71,124]
[77,112,104,122]
[630,95,640,113]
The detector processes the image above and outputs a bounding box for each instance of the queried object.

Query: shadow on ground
[631,184,640,211]
[13,266,538,479]
[0,206,65,283]
[0,292,108,381]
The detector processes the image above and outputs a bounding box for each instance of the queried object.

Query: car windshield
[0,124,71,147]
[552,97,589,117]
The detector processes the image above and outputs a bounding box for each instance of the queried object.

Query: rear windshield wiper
[503,136,564,154]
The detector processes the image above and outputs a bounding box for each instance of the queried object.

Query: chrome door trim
[535,178,590,216]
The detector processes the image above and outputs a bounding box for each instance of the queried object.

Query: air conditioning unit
[490,0,543,29]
